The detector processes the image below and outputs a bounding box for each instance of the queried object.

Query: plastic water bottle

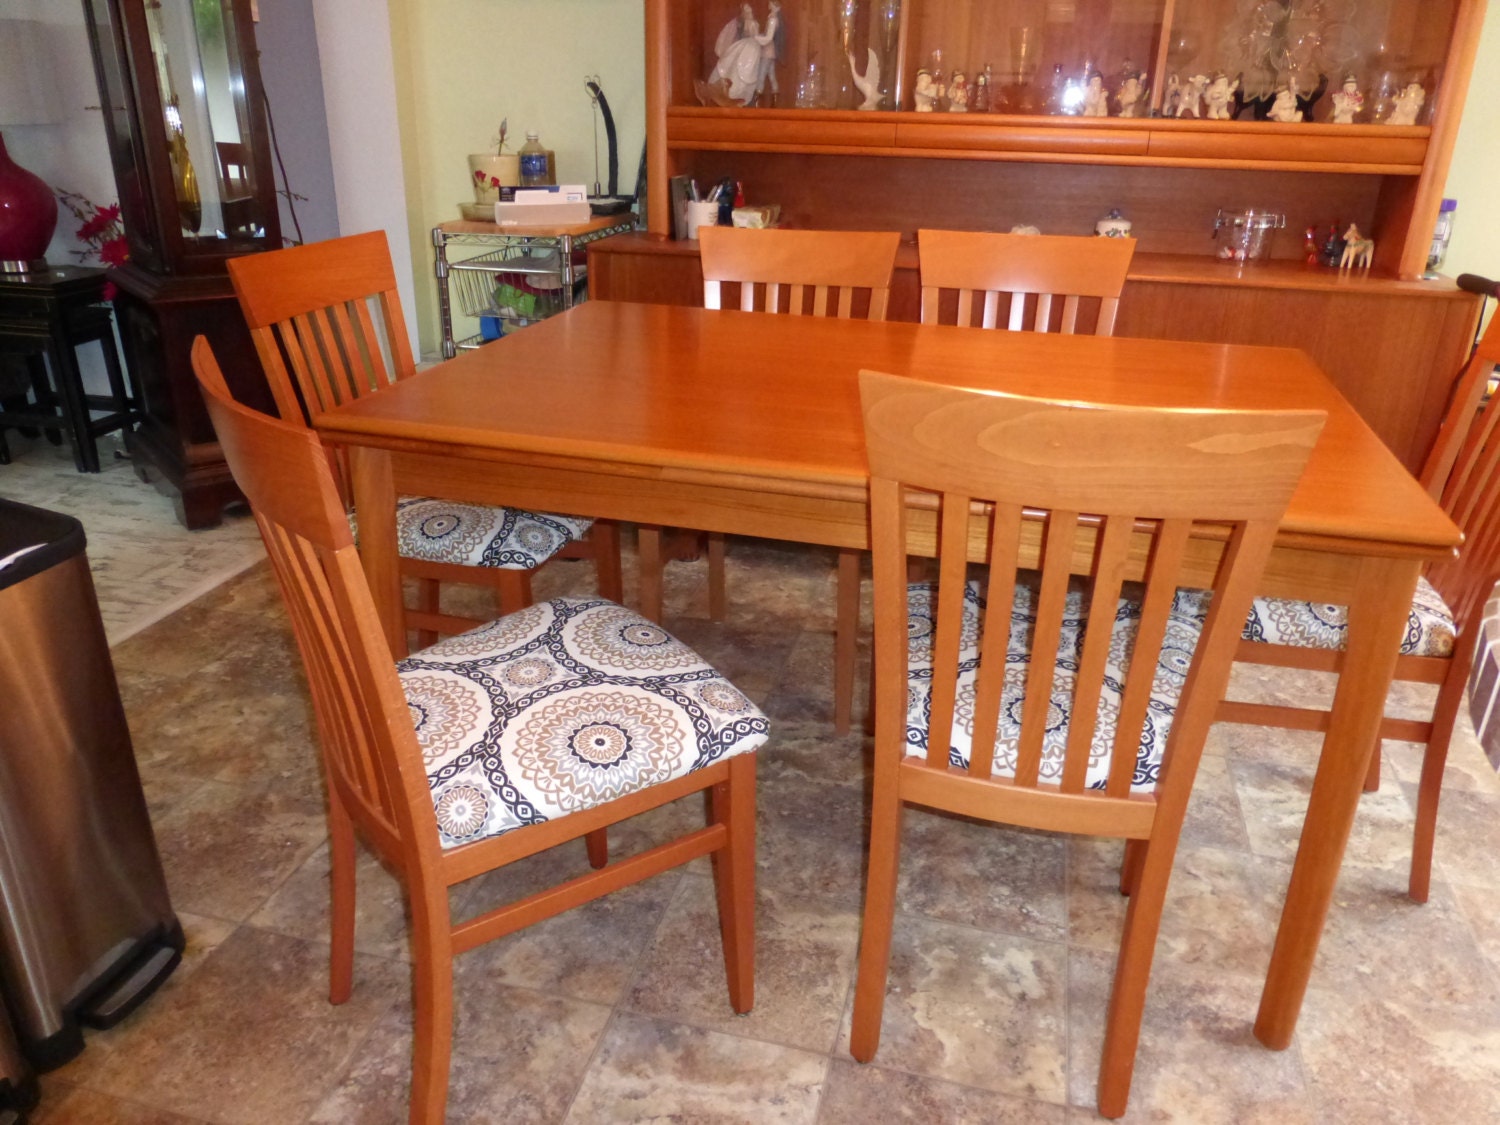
[1426,198,1457,277]
[519,133,548,188]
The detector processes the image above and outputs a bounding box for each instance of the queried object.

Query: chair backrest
[917,229,1135,335]
[698,226,900,320]
[1420,307,1500,628]
[227,230,417,426]
[860,369,1321,832]
[216,142,251,194]
[190,335,441,872]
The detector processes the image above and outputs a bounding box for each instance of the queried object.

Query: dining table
[314,297,1460,1052]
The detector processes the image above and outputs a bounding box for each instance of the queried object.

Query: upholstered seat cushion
[905,581,1207,793]
[399,597,770,848]
[1241,576,1455,658]
[395,497,593,570]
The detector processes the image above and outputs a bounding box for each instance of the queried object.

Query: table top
[318,300,1460,560]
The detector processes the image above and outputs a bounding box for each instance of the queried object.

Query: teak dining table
[315,298,1460,1052]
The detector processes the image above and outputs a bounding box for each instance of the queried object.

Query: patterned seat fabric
[396,497,593,570]
[905,581,1207,793]
[1242,576,1455,658]
[400,597,770,848]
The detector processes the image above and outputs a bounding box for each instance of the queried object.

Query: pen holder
[686,200,719,240]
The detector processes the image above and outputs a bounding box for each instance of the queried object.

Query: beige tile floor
[13,440,1500,1123]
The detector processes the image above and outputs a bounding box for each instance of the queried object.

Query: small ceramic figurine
[1330,74,1363,124]
[913,68,938,111]
[1115,71,1146,117]
[1081,72,1109,116]
[1095,207,1132,238]
[849,47,882,110]
[1267,82,1303,122]
[1177,73,1208,118]
[701,3,778,106]
[972,65,991,113]
[1387,81,1426,126]
[1202,72,1239,119]
[1340,223,1374,269]
[757,1,784,104]
[948,71,969,111]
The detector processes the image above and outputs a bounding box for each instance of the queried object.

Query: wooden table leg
[1254,553,1421,1049]
[348,446,407,659]
[636,524,664,624]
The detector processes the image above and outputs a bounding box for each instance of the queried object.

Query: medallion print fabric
[905,580,1209,793]
[395,497,592,569]
[1242,576,1454,658]
[399,597,769,848]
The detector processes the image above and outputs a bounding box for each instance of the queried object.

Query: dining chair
[917,228,1136,335]
[1219,282,1500,902]
[227,230,623,647]
[190,335,765,1125]
[637,225,900,735]
[848,369,1322,1117]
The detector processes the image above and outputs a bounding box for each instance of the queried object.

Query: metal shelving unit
[432,215,637,358]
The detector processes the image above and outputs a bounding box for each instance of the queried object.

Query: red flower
[474,169,486,183]
[97,203,121,225]
[78,211,109,239]
[489,175,500,188]
[99,236,130,268]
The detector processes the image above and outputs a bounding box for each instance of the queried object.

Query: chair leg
[850,765,904,1062]
[327,791,357,1005]
[591,521,624,603]
[707,533,727,622]
[636,525,665,623]
[407,884,456,1125]
[710,754,757,1013]
[1118,838,1146,897]
[1363,740,1382,792]
[1097,837,1174,1119]
[1410,663,1468,902]
[584,828,609,869]
[495,569,532,616]
[833,549,861,735]
[414,578,441,650]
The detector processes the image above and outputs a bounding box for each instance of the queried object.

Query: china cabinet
[599,0,1487,467]
[82,0,282,528]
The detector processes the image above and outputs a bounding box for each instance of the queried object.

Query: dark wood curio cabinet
[83,0,282,528]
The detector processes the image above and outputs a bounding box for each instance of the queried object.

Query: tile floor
[11,440,1500,1123]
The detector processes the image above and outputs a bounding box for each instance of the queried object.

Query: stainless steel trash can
[0,498,182,1073]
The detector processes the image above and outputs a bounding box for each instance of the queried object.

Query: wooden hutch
[590,0,1488,469]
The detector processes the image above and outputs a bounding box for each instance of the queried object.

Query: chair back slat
[190,336,441,868]
[919,229,1135,336]
[699,227,900,322]
[861,369,1321,820]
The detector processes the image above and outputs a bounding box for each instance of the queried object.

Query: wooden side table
[0,266,134,472]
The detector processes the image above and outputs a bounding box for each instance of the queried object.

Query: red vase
[0,131,59,271]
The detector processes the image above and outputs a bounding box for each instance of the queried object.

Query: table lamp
[0,19,62,273]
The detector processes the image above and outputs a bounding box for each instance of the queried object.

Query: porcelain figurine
[1177,73,1208,118]
[913,68,938,111]
[972,66,991,113]
[1202,72,1239,120]
[757,1,784,104]
[1095,208,1132,238]
[1340,223,1374,269]
[850,47,882,110]
[948,71,969,111]
[1330,74,1363,124]
[701,3,780,106]
[1081,72,1109,116]
[1387,81,1425,126]
[1267,83,1303,122]
[1115,71,1146,117]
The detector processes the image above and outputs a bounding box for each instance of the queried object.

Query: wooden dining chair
[1219,285,1500,902]
[227,230,623,646]
[849,369,1322,1117]
[637,225,901,734]
[917,228,1136,335]
[190,335,764,1125]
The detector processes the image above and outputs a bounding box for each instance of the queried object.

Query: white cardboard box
[494,185,591,226]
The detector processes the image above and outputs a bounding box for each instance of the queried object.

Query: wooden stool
[0,266,134,472]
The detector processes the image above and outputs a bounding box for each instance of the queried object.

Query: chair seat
[399,597,770,847]
[1242,576,1454,657]
[905,581,1205,793]
[394,497,592,570]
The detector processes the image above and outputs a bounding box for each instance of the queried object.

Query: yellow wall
[391,0,647,355]
[1444,1,1500,285]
